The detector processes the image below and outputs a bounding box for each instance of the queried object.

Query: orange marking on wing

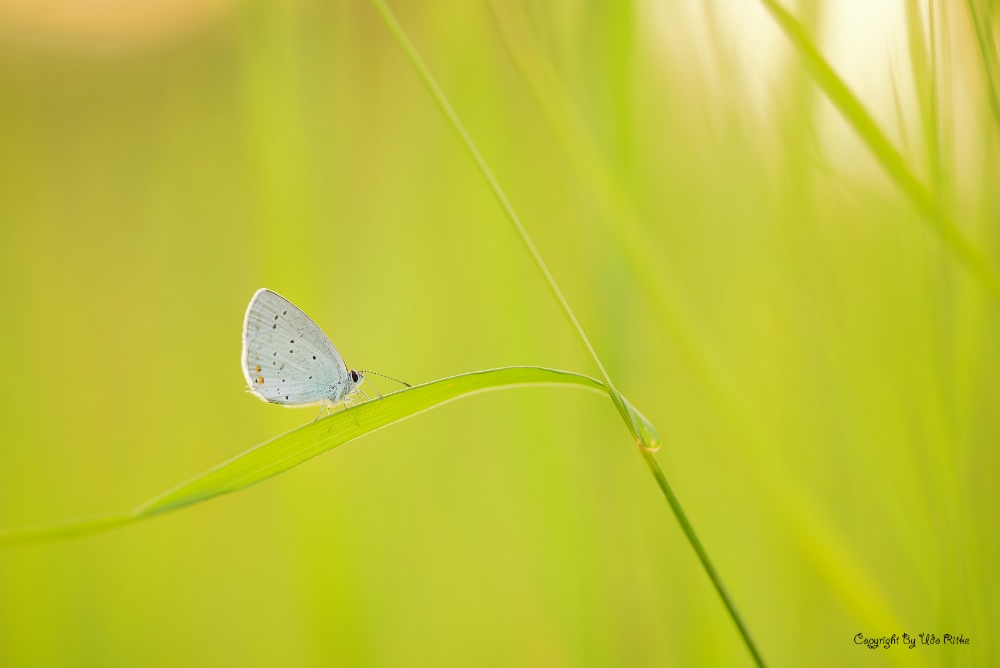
[256,376,264,385]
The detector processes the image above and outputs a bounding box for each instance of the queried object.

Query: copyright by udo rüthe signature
[856,633,970,649]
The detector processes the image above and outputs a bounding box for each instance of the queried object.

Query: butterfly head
[348,369,364,390]
[328,369,364,406]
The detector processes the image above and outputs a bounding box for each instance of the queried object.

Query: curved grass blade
[756,0,1000,299]
[0,367,657,548]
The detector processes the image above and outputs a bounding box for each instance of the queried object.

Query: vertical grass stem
[368,2,766,665]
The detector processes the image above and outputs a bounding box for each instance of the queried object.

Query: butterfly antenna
[359,370,411,388]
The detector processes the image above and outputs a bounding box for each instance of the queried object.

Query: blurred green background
[0,0,997,665]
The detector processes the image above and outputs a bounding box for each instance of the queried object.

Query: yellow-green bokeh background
[1,1,997,666]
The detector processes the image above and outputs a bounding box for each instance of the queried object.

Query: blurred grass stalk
[485,1,919,652]
[488,0,998,659]
[759,0,996,653]
[756,0,1000,298]
[368,0,767,665]
[964,0,1000,130]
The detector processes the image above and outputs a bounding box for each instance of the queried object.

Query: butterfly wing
[241,288,349,406]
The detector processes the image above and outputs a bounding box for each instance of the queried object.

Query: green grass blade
[137,367,656,515]
[368,3,766,666]
[0,367,657,547]
[757,0,1000,298]
[966,0,1000,130]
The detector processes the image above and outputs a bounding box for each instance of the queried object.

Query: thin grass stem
[367,2,766,665]
[640,449,766,668]
[367,0,641,444]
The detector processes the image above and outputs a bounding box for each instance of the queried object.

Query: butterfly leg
[314,398,330,422]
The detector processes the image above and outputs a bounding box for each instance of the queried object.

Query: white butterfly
[241,288,365,410]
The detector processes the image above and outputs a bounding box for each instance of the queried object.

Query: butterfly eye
[350,371,359,383]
